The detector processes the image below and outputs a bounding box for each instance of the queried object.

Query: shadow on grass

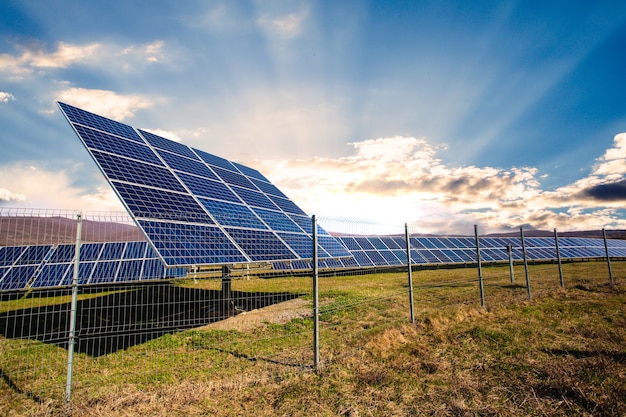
[0,282,302,357]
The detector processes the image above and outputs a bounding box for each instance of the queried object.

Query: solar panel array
[273,235,626,270]
[58,102,350,267]
[0,241,186,291]
[1,235,624,290]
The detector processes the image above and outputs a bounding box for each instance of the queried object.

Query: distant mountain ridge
[2,217,623,247]
[0,217,145,246]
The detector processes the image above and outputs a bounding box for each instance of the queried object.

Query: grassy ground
[1,260,624,416]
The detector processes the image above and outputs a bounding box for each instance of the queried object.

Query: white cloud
[0,42,99,78]
[0,188,26,202]
[0,40,169,79]
[0,91,15,103]
[119,40,165,64]
[257,134,626,233]
[0,163,123,212]
[592,133,626,176]
[56,88,154,120]
[257,11,307,38]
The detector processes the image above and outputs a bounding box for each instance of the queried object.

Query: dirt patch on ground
[198,298,311,332]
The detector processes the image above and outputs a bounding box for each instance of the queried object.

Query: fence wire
[0,208,624,414]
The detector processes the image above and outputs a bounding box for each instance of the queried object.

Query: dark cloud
[583,180,626,201]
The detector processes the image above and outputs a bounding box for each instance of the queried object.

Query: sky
[1,0,626,234]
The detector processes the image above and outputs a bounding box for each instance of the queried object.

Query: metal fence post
[554,228,564,288]
[602,228,614,286]
[520,227,532,300]
[65,212,82,404]
[506,244,515,283]
[474,225,485,307]
[405,223,415,323]
[312,215,320,371]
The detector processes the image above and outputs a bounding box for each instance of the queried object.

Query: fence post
[405,223,415,323]
[474,225,485,307]
[520,227,532,300]
[554,228,564,288]
[506,244,515,283]
[312,215,320,371]
[602,228,614,286]
[65,212,82,404]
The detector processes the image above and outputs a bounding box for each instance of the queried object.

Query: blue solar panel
[0,246,26,266]
[224,228,295,261]
[156,149,217,179]
[99,242,126,260]
[198,198,267,229]
[57,102,400,267]
[139,221,248,265]
[212,166,257,190]
[59,102,143,142]
[231,186,279,210]
[139,129,198,159]
[92,150,187,193]
[250,178,286,197]
[15,245,52,265]
[232,162,270,182]
[113,182,213,223]
[31,263,72,288]
[252,208,304,233]
[176,173,239,202]
[276,232,314,258]
[0,266,36,290]
[195,149,238,171]
[74,124,163,166]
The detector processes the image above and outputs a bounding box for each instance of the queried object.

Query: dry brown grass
[2,261,625,416]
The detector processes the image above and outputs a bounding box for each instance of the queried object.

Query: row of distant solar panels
[0,242,186,291]
[2,236,625,291]
[272,236,626,270]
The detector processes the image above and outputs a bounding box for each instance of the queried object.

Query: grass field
[1,260,625,416]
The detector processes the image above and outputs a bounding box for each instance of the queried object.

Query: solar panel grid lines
[60,101,357,267]
[58,102,144,143]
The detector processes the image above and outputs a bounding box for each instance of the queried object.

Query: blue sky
[1,0,626,233]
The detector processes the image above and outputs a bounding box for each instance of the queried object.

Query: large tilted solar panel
[273,236,626,270]
[0,242,187,291]
[58,102,350,267]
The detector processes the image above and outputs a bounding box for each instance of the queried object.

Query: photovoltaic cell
[74,125,163,166]
[212,166,257,190]
[194,149,238,171]
[156,149,217,179]
[224,228,296,261]
[232,162,269,182]
[139,221,248,265]
[58,102,143,142]
[253,208,304,233]
[198,198,267,230]
[113,182,213,223]
[230,186,279,210]
[139,129,198,159]
[176,173,239,202]
[92,150,187,193]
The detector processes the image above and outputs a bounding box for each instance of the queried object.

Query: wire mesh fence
[0,207,624,413]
